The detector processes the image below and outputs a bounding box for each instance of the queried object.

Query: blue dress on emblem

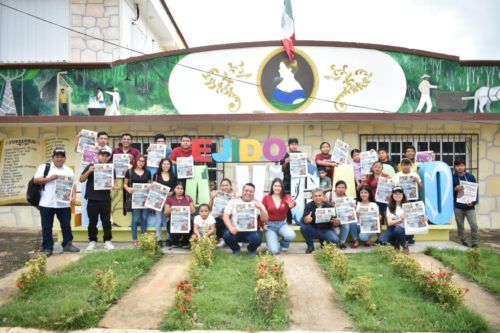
[272,88,306,105]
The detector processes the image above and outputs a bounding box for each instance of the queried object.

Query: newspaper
[416,151,435,163]
[403,201,428,235]
[177,156,194,179]
[456,180,478,204]
[331,139,350,165]
[113,154,130,179]
[334,197,358,224]
[399,175,419,200]
[360,149,378,175]
[375,176,395,204]
[212,191,232,218]
[234,202,257,231]
[81,144,100,166]
[358,205,380,233]
[147,144,166,168]
[93,163,114,190]
[131,183,149,209]
[315,207,336,224]
[54,176,74,204]
[290,153,307,177]
[145,182,170,212]
[77,129,97,153]
[170,206,191,234]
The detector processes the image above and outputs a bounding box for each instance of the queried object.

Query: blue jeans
[223,230,262,254]
[355,224,376,242]
[338,224,352,244]
[131,208,149,240]
[379,225,406,246]
[155,211,169,241]
[39,207,73,250]
[300,224,339,247]
[215,217,226,239]
[265,221,296,254]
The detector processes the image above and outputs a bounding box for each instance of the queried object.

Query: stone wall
[0,121,498,229]
[71,0,120,62]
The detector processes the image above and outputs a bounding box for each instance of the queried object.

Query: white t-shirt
[34,163,75,208]
[224,198,266,228]
[386,205,404,227]
[194,214,216,235]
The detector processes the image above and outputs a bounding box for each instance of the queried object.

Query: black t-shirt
[153,172,177,193]
[125,168,151,185]
[303,201,335,229]
[83,164,112,201]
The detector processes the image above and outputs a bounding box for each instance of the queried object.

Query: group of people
[33,133,479,256]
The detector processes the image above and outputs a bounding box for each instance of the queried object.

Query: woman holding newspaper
[377,186,409,254]
[153,158,176,247]
[165,181,195,249]
[123,155,151,246]
[209,178,236,247]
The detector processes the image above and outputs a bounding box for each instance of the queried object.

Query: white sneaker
[104,241,115,250]
[281,247,288,253]
[216,239,226,248]
[238,242,243,248]
[86,241,97,251]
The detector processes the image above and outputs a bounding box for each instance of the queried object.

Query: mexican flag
[281,0,295,60]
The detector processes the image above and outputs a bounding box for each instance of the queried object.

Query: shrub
[331,249,349,281]
[16,255,47,293]
[345,275,376,312]
[390,253,424,283]
[374,245,397,261]
[420,270,468,308]
[188,261,205,289]
[190,237,216,268]
[92,268,117,303]
[315,243,338,263]
[175,279,195,320]
[139,232,160,256]
[465,249,484,273]
[254,253,288,314]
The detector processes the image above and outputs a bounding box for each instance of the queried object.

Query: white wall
[0,0,70,62]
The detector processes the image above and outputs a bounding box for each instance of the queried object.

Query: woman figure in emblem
[271,59,306,110]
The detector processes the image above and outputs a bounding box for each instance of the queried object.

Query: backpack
[26,163,51,209]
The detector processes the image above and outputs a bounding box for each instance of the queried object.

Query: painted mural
[0,46,498,116]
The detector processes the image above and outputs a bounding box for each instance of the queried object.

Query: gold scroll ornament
[202,61,252,112]
[324,64,372,112]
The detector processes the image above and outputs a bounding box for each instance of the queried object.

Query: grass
[426,247,500,296]
[317,252,490,333]
[161,251,288,331]
[0,248,160,330]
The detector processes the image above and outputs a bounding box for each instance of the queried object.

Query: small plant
[315,243,338,262]
[345,275,376,312]
[188,261,205,289]
[92,268,116,303]
[390,253,424,283]
[331,249,349,281]
[465,249,484,273]
[374,245,397,261]
[16,255,47,293]
[175,279,195,320]
[254,253,288,314]
[139,232,160,256]
[190,236,216,268]
[421,269,468,308]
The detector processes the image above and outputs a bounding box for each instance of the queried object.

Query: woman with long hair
[153,158,176,247]
[208,178,236,247]
[261,178,296,254]
[360,161,391,215]
[165,181,195,249]
[355,184,378,246]
[377,186,409,254]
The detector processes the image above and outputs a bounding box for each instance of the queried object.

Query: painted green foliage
[0,50,498,116]
[389,52,500,113]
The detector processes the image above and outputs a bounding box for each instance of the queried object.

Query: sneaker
[238,242,243,248]
[461,241,469,247]
[104,241,115,250]
[248,251,257,257]
[232,250,241,256]
[216,239,226,248]
[86,241,97,251]
[408,239,416,245]
[280,247,288,253]
[42,248,53,257]
[306,245,315,254]
[339,243,347,250]
[63,241,80,253]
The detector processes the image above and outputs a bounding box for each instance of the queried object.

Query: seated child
[192,204,216,240]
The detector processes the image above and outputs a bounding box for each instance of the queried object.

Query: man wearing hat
[416,74,438,113]
[79,147,116,251]
[33,148,80,256]
[105,87,121,116]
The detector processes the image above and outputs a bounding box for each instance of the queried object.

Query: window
[360,134,479,178]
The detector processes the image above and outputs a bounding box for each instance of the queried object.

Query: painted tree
[0,70,25,116]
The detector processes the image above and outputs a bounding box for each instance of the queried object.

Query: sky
[166,0,500,60]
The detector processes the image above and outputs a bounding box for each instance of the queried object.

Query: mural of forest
[0,48,498,116]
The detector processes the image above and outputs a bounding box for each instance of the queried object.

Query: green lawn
[317,252,490,333]
[0,249,160,330]
[426,247,500,296]
[161,252,288,331]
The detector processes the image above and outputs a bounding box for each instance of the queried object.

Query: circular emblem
[257,48,318,113]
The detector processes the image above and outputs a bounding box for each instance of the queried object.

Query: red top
[364,173,390,197]
[170,147,192,162]
[315,152,334,179]
[262,194,295,222]
[166,195,192,207]
[112,146,141,161]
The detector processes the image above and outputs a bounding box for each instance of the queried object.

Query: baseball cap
[99,147,112,155]
[52,148,66,157]
[392,186,404,193]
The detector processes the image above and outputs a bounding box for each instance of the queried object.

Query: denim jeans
[215,217,226,239]
[379,225,406,246]
[131,208,149,240]
[339,224,353,244]
[223,230,262,254]
[39,206,73,250]
[265,220,296,254]
[155,211,169,241]
[454,208,479,246]
[355,224,376,242]
[300,224,340,247]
